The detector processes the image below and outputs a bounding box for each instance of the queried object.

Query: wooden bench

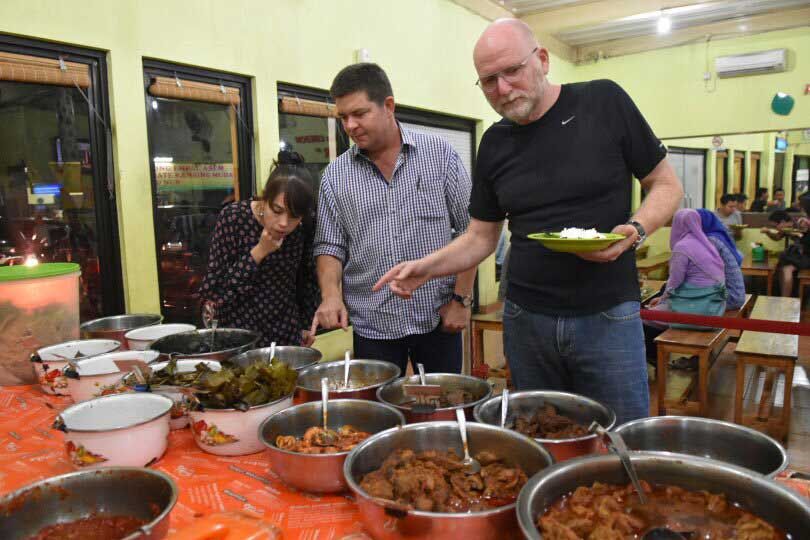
[741,255,778,295]
[734,296,800,441]
[637,252,671,280]
[654,294,754,417]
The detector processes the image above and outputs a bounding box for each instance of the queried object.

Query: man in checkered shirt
[310,63,475,374]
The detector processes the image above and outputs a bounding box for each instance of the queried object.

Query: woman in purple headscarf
[644,210,728,367]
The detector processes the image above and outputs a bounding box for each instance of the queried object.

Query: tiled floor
[652,314,810,474]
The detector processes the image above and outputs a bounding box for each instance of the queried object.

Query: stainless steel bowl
[344,421,554,540]
[149,328,260,362]
[296,359,401,402]
[259,399,406,493]
[377,373,492,423]
[80,314,163,345]
[474,390,615,462]
[231,345,322,372]
[517,452,810,540]
[614,415,788,477]
[0,467,178,540]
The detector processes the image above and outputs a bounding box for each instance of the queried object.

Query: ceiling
[453,0,810,63]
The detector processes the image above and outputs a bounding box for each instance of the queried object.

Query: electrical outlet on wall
[703,72,712,81]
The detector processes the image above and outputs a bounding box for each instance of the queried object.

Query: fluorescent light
[151,99,158,110]
[657,15,672,34]
[153,156,174,163]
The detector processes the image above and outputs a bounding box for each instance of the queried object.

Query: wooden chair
[734,296,800,441]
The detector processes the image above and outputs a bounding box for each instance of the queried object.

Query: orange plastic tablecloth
[2,385,809,539]
[0,386,372,539]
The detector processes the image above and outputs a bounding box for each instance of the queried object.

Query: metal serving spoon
[589,421,647,505]
[417,363,426,385]
[500,388,510,428]
[456,408,481,474]
[343,350,351,389]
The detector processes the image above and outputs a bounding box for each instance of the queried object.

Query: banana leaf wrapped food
[145,358,297,411]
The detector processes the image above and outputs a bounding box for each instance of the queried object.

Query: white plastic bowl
[189,393,293,456]
[64,350,159,403]
[53,392,173,469]
[124,323,196,351]
[31,339,120,396]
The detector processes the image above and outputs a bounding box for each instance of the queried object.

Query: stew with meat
[275,425,370,454]
[360,448,527,513]
[514,404,589,439]
[539,481,786,539]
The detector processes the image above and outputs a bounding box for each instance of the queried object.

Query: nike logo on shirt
[561,115,575,125]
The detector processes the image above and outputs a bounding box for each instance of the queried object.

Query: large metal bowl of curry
[474,390,615,462]
[259,399,405,493]
[296,359,401,402]
[0,467,177,539]
[377,373,492,423]
[517,452,810,539]
[344,421,554,540]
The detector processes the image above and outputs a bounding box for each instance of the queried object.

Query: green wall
[1,0,574,321]
[570,27,810,138]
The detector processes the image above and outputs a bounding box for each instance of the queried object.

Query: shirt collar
[351,122,416,159]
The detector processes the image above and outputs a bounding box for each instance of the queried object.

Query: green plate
[527,232,626,253]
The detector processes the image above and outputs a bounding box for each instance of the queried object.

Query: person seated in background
[697,209,745,311]
[750,187,769,212]
[733,193,748,211]
[761,210,795,241]
[644,209,736,369]
[767,188,786,210]
[776,193,810,296]
[714,193,741,229]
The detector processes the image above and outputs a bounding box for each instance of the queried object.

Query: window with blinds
[0,37,124,320]
[399,122,474,177]
[143,61,254,324]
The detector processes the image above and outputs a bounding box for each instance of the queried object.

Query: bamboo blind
[0,51,91,88]
[148,76,241,105]
[279,96,337,118]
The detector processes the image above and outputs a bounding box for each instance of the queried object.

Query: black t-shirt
[470,79,667,315]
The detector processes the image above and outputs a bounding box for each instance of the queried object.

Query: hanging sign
[155,163,234,191]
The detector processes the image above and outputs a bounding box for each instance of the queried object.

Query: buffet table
[0,385,371,539]
[3,384,810,539]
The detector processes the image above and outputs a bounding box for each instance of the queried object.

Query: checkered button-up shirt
[314,126,472,340]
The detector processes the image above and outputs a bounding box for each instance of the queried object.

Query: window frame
[0,33,125,316]
[142,59,256,322]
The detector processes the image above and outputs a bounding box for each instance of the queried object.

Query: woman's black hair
[260,150,315,220]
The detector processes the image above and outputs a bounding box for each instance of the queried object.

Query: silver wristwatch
[627,220,647,249]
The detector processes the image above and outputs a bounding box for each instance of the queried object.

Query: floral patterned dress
[199,200,319,347]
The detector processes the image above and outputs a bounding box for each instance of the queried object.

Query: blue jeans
[502,299,649,426]
[353,325,462,374]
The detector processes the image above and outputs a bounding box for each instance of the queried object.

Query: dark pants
[353,325,462,374]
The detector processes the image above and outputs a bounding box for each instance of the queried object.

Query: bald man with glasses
[375,19,683,424]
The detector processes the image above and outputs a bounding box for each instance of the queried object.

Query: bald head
[474,18,538,70]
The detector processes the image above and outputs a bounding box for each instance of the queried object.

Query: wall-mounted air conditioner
[715,49,787,78]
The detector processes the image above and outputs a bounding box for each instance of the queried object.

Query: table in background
[637,252,671,280]
[0,386,370,539]
[741,254,778,295]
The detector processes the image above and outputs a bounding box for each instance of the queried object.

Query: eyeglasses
[475,47,538,93]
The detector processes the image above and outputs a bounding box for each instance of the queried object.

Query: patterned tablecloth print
[0,385,373,539]
[0,385,808,538]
